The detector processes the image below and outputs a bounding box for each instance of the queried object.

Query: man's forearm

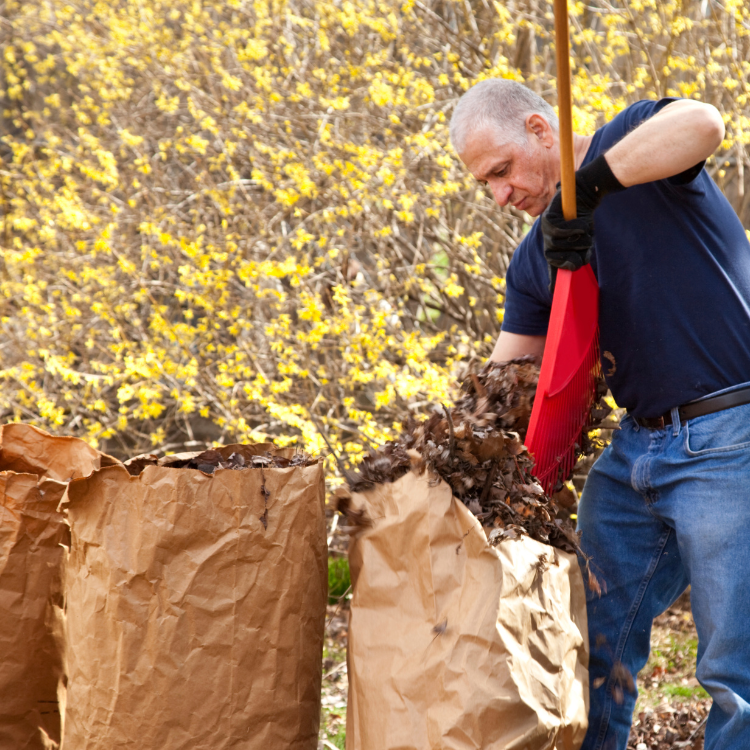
[489,331,546,363]
[604,100,724,187]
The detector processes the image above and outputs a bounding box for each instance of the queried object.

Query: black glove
[542,153,626,291]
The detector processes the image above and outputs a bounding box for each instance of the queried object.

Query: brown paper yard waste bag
[346,470,589,750]
[62,444,327,750]
[0,423,116,750]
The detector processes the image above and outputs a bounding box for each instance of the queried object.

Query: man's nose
[489,180,512,207]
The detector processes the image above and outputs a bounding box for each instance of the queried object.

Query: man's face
[458,114,559,217]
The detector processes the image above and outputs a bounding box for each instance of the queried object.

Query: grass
[320,665,348,748]
[662,684,710,700]
[635,606,706,709]
[328,557,351,605]
[321,713,346,750]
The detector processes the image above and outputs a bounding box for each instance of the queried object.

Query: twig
[673,715,709,748]
[480,460,498,506]
[322,660,348,681]
[327,513,339,547]
[442,403,455,456]
[310,413,351,480]
[325,584,352,630]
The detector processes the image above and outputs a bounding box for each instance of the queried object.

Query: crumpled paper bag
[62,446,327,750]
[0,424,115,749]
[0,423,118,481]
[346,470,589,750]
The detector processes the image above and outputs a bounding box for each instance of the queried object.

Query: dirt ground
[318,553,708,750]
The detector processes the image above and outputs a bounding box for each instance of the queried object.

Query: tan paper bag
[0,424,115,750]
[62,448,327,750]
[346,470,589,750]
[0,423,118,482]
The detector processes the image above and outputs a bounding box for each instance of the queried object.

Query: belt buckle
[654,416,665,429]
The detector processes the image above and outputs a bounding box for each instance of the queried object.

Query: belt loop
[670,406,681,436]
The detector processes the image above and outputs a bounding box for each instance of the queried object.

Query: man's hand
[542,153,626,289]
[541,189,596,272]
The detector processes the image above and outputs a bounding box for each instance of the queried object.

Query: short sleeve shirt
[501,98,750,418]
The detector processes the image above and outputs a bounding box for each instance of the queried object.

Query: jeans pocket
[683,402,750,456]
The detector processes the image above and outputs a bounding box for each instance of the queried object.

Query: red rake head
[526,266,601,494]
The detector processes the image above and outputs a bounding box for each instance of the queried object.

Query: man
[450,78,750,750]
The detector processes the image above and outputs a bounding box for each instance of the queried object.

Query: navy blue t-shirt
[501,98,750,418]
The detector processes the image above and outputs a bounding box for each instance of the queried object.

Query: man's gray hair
[450,79,559,154]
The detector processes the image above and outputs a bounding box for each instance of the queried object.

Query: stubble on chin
[524,196,545,218]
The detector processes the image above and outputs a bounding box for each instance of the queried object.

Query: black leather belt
[634,385,750,429]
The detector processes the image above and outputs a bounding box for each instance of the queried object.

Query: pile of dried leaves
[453,355,542,440]
[124,444,317,476]
[628,701,709,750]
[338,357,611,580]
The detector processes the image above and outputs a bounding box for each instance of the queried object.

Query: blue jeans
[578,398,750,750]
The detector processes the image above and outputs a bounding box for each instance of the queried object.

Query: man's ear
[526,113,555,148]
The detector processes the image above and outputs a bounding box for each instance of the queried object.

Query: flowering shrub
[1,0,749,459]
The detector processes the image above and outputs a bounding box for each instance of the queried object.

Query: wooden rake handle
[553,0,576,221]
